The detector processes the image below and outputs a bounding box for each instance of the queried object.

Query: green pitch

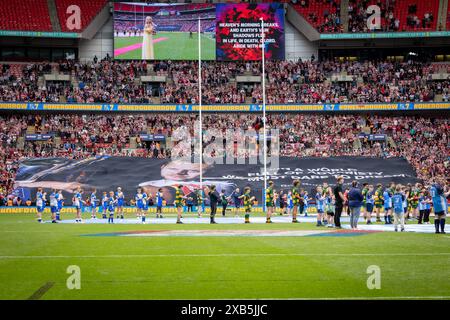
[0,213,449,300]
[114,32,216,60]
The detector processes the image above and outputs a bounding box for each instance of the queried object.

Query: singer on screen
[142,16,156,60]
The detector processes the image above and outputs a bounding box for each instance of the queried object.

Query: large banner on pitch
[12,156,418,205]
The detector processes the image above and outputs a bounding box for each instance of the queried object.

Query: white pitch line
[0,253,450,259]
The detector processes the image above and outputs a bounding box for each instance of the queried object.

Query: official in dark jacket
[209,185,220,224]
[348,181,364,230]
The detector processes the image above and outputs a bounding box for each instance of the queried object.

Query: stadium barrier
[2,206,448,215]
[0,102,449,112]
[0,206,266,214]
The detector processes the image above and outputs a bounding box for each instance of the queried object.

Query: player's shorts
[102,205,108,212]
[394,211,404,216]
[175,203,182,208]
[117,199,124,207]
[137,201,144,209]
[37,206,44,213]
[411,204,418,209]
[143,205,149,211]
[51,206,58,213]
[91,205,96,211]
[234,202,241,208]
[384,206,392,211]
[366,203,374,213]
[317,208,324,214]
[375,203,383,208]
[435,211,446,217]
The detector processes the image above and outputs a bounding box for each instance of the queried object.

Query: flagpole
[260,18,267,213]
[198,19,203,194]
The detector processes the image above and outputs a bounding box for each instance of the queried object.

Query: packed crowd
[1,58,449,104]
[348,0,437,33]
[0,113,448,199]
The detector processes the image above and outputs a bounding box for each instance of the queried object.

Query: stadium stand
[56,0,108,32]
[0,113,448,198]
[0,0,52,31]
[293,0,342,33]
[0,59,448,104]
[0,0,108,33]
[295,0,440,33]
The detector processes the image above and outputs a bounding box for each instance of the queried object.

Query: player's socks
[121,215,124,219]
[142,216,146,223]
[244,214,250,223]
[440,219,446,233]
[37,218,42,223]
[56,213,60,220]
[384,215,388,223]
[435,219,440,233]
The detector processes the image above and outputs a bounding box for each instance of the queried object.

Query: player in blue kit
[230,187,241,217]
[303,190,309,217]
[156,188,164,218]
[315,186,325,226]
[392,185,406,232]
[383,185,393,224]
[135,188,144,219]
[49,189,58,223]
[35,188,46,223]
[72,187,85,223]
[430,182,446,234]
[116,187,125,219]
[141,191,148,224]
[365,185,375,225]
[287,191,293,217]
[101,191,108,219]
[90,189,98,219]
[56,190,64,221]
[107,191,116,224]
[196,189,204,218]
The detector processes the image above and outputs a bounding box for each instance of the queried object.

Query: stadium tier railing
[0,102,449,112]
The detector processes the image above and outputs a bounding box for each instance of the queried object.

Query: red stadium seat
[0,0,52,31]
[56,0,107,32]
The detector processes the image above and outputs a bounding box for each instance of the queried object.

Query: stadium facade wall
[1,102,449,112]
[285,21,318,61]
[79,16,113,62]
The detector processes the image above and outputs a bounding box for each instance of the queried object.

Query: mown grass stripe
[1,252,450,259]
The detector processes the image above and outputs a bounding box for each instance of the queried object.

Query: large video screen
[113,2,216,60]
[216,3,285,61]
[113,2,284,61]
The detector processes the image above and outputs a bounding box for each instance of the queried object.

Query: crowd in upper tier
[0,57,449,104]
[294,0,441,33]
[0,113,448,199]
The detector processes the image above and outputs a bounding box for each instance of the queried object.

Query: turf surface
[0,213,449,300]
[114,32,215,60]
